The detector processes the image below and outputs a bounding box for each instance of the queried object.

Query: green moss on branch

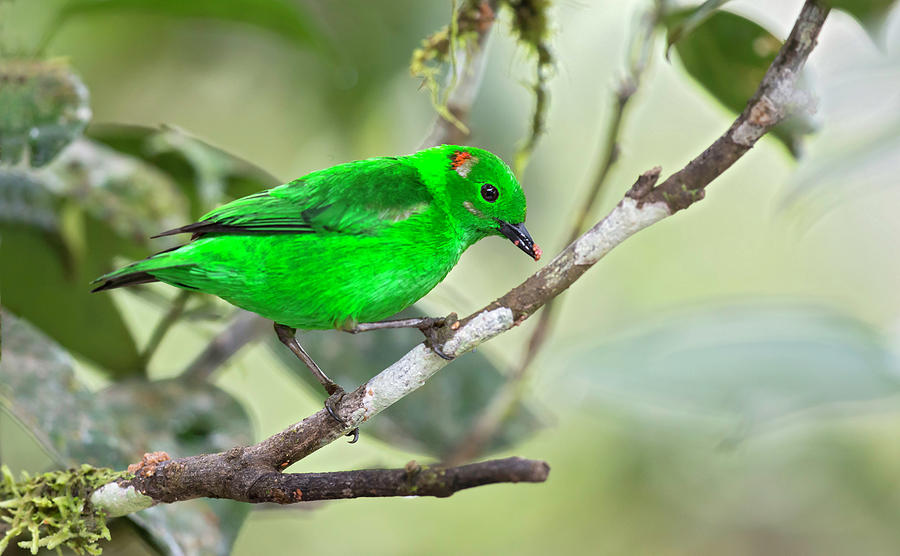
[0,465,131,555]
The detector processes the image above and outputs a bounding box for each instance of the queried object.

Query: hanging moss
[502,0,554,174]
[410,0,492,134]
[0,465,131,555]
[409,0,554,173]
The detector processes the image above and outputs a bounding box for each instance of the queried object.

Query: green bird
[93,144,540,428]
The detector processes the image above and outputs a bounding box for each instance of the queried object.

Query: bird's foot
[323,388,359,444]
[419,313,458,361]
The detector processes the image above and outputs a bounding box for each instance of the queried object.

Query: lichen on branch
[0,465,131,555]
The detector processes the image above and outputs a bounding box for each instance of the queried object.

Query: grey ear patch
[455,156,478,177]
[463,200,484,217]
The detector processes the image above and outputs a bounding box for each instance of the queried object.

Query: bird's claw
[346,428,360,443]
[420,313,457,361]
[429,341,454,361]
[323,389,360,444]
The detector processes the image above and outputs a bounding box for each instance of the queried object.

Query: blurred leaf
[828,0,898,41]
[87,124,280,219]
[783,113,900,211]
[0,312,254,556]
[50,138,187,241]
[0,167,57,231]
[269,308,542,458]
[0,311,120,464]
[2,123,278,374]
[0,138,192,374]
[778,42,900,215]
[58,0,323,50]
[1,211,143,375]
[129,499,249,556]
[668,10,814,157]
[0,59,91,167]
[569,304,900,426]
[97,377,253,468]
[664,0,732,55]
[95,378,253,556]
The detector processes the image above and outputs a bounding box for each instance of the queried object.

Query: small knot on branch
[127,451,170,477]
[405,460,422,480]
[626,166,661,201]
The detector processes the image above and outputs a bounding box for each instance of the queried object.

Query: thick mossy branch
[0,465,131,555]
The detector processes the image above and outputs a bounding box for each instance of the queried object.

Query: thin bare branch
[92,456,548,512]
[182,311,271,381]
[138,290,191,369]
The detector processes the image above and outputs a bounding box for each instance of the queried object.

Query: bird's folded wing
[154,157,433,238]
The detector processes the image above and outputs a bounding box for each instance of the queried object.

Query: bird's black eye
[481,183,499,203]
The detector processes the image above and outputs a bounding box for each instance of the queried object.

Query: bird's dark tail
[91,242,197,293]
[91,271,159,292]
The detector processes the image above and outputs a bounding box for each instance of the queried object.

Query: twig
[91,457,548,513]
[181,311,271,381]
[90,0,828,515]
[138,290,191,369]
[446,1,661,464]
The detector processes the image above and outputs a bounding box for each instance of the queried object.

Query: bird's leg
[343,313,458,361]
[347,316,448,333]
[273,323,359,443]
[274,323,341,394]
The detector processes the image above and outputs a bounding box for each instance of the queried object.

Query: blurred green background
[3,0,900,554]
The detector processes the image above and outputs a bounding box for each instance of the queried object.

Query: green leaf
[827,0,898,41]
[664,0,732,55]
[0,139,191,374]
[0,312,254,556]
[669,10,814,157]
[269,308,542,458]
[0,59,91,167]
[1,212,143,375]
[87,124,280,219]
[0,142,184,374]
[568,304,900,426]
[58,0,323,50]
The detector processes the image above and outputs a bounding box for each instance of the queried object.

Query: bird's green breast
[152,208,471,329]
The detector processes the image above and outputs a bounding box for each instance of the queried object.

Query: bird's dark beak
[497,220,542,261]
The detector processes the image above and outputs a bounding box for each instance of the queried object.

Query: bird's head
[414,145,541,261]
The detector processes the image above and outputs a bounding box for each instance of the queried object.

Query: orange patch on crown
[450,150,472,170]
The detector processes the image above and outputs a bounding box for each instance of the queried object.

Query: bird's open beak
[497,220,542,261]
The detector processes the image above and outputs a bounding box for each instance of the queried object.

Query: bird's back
[145,204,463,329]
